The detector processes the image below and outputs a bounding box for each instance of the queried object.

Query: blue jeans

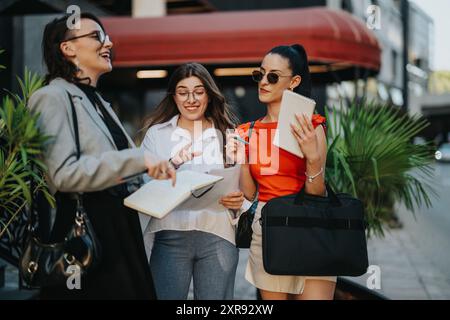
[150,230,239,300]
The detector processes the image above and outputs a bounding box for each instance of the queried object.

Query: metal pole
[401,0,409,111]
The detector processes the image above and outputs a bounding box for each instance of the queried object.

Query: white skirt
[245,201,337,295]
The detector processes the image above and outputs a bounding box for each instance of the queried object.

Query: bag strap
[247,120,256,142]
[66,92,86,213]
[265,216,365,230]
[26,92,83,234]
[246,120,259,212]
[67,92,80,159]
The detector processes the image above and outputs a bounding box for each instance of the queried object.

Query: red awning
[101,7,381,72]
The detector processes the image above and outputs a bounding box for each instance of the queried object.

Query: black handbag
[261,184,368,276]
[19,92,101,288]
[235,200,258,248]
[235,120,257,249]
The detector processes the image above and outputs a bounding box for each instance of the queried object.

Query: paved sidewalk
[231,217,450,300]
[4,213,450,299]
[344,227,450,299]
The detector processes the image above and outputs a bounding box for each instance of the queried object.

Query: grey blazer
[28,78,146,195]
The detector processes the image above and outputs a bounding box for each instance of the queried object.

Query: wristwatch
[168,157,182,170]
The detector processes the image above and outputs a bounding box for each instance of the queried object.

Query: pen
[233,136,249,145]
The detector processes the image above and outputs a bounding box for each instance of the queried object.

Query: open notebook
[124,170,223,219]
[273,90,316,158]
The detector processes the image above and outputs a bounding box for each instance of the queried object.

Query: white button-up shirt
[141,115,250,248]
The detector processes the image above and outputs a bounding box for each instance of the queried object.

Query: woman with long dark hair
[28,13,175,299]
[141,63,249,299]
[229,44,336,300]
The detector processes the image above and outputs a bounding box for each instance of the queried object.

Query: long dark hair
[142,63,238,163]
[268,44,312,98]
[42,12,105,85]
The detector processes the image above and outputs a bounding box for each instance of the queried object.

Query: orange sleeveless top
[237,114,326,202]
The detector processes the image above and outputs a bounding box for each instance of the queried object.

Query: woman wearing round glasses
[28,13,175,299]
[229,44,336,300]
[141,63,250,300]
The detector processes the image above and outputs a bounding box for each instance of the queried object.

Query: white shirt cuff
[227,198,253,226]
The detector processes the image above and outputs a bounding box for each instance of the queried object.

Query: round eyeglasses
[174,89,207,102]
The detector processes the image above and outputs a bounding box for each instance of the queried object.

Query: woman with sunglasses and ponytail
[28,13,175,299]
[229,44,336,300]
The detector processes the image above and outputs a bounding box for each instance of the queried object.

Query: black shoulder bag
[235,120,258,248]
[19,92,101,288]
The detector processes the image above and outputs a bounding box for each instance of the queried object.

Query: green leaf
[11,172,31,203]
[371,157,380,188]
[0,218,14,241]
[326,100,436,236]
[20,145,28,166]
[0,64,55,239]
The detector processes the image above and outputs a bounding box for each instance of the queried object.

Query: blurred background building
[0,0,446,142]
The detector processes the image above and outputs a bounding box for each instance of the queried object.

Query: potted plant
[0,52,54,259]
[325,101,436,237]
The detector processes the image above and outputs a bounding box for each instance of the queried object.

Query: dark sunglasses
[63,30,109,45]
[252,70,292,84]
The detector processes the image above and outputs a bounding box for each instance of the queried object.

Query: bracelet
[305,167,323,183]
[168,157,181,170]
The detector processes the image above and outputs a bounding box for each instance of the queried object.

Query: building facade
[0,0,436,139]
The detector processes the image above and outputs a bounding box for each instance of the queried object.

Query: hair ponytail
[268,44,312,98]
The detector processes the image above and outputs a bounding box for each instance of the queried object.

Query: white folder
[273,90,316,158]
[124,170,223,219]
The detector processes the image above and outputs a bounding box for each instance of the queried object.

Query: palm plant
[325,100,436,237]
[0,64,54,241]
